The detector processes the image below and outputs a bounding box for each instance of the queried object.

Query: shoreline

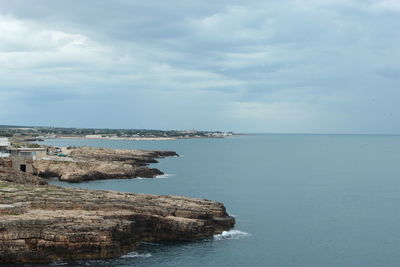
[0,176,235,263]
[0,146,235,263]
[55,135,235,141]
[59,136,177,141]
[34,147,179,182]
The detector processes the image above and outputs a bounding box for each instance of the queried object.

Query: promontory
[0,149,235,263]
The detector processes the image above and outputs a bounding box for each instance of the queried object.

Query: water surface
[34,134,400,267]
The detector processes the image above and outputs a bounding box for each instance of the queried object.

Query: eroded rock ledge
[33,147,178,182]
[0,168,235,263]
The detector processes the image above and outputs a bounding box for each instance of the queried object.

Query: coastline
[33,147,179,182]
[0,176,235,263]
[59,136,177,141]
[57,135,234,141]
[0,146,235,263]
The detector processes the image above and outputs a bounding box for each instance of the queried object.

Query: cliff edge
[33,147,178,182]
[0,168,235,263]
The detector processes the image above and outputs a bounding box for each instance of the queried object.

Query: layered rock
[33,147,178,182]
[68,146,177,163]
[0,176,235,263]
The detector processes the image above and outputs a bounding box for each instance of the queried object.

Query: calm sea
[30,134,400,266]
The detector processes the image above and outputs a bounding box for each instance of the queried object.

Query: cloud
[0,15,90,52]
[369,0,400,13]
[0,0,399,133]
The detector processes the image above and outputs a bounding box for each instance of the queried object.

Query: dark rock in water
[134,167,164,178]
[0,179,235,263]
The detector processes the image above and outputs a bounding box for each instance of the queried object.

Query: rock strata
[33,147,178,182]
[0,170,235,263]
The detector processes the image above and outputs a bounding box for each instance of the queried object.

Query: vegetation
[0,131,13,137]
[26,143,42,148]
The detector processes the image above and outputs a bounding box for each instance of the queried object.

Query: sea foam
[120,252,152,258]
[213,230,250,241]
[136,174,174,179]
[156,173,175,179]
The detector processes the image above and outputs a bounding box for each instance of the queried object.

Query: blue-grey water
[32,134,400,266]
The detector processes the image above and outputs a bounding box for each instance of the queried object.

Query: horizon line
[0,124,399,136]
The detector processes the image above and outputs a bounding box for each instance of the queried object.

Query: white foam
[213,230,250,241]
[120,252,152,258]
[156,173,175,179]
[53,262,68,266]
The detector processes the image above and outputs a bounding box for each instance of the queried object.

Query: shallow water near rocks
[21,134,400,266]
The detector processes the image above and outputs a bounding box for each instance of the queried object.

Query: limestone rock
[33,147,178,182]
[0,180,235,263]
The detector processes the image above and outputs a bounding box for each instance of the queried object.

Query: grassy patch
[0,182,8,188]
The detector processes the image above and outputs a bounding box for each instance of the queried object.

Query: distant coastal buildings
[0,125,235,142]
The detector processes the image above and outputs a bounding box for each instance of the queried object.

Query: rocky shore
[0,168,235,263]
[33,147,178,182]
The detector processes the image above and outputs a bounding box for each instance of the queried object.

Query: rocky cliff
[0,168,235,263]
[33,147,178,182]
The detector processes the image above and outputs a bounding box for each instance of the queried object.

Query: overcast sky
[0,0,399,133]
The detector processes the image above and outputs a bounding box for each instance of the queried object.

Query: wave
[120,252,152,258]
[156,173,175,179]
[213,230,250,241]
[135,174,174,180]
[53,262,68,266]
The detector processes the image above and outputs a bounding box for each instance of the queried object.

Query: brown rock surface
[0,159,47,185]
[33,147,178,182]
[0,176,235,263]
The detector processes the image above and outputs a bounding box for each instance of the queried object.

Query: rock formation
[33,147,178,182]
[0,168,235,263]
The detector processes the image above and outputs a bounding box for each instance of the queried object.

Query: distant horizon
[1,124,400,136]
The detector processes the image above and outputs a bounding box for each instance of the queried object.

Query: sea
[22,134,400,266]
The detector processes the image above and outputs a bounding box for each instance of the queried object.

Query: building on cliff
[0,138,10,158]
[9,148,46,173]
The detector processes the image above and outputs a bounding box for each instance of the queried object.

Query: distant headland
[0,125,235,142]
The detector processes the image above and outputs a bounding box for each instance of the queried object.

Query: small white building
[9,148,47,160]
[0,138,10,158]
[85,134,104,139]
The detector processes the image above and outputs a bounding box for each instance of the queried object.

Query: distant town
[0,125,235,142]
[0,125,234,174]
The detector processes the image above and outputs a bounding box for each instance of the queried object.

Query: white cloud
[0,15,92,52]
[0,14,113,88]
[369,0,400,13]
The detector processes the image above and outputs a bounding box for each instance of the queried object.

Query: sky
[0,0,399,133]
